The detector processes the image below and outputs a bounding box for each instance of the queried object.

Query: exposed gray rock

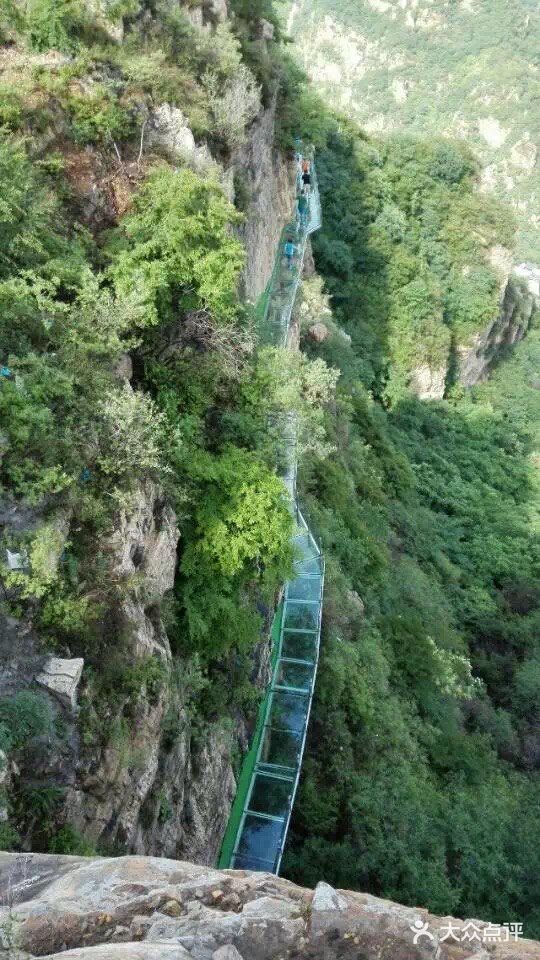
[42,947,191,960]
[1,853,538,960]
[231,98,296,302]
[259,18,275,40]
[147,104,216,175]
[312,881,348,913]
[35,658,84,711]
[409,363,447,401]
[0,751,10,822]
[303,238,316,278]
[513,262,540,298]
[107,481,179,605]
[458,273,538,387]
[204,0,228,22]
[308,322,329,343]
[113,354,133,382]
[212,946,244,960]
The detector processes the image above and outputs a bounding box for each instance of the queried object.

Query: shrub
[204,64,261,149]
[0,823,20,849]
[110,166,245,327]
[26,0,83,53]
[48,824,96,855]
[67,87,134,146]
[0,692,53,753]
[96,384,168,483]
[183,446,293,580]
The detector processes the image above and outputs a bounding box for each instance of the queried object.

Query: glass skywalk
[218,147,324,876]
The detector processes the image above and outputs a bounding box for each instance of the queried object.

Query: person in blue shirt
[297,193,308,226]
[284,239,296,269]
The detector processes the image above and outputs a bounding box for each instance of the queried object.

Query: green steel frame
[217,146,324,875]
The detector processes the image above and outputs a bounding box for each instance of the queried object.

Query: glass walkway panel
[218,145,324,876]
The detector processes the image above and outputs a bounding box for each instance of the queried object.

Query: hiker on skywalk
[301,169,311,195]
[284,239,296,269]
[297,193,308,226]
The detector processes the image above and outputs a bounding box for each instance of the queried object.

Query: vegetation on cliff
[0,0,331,850]
[283,126,540,933]
[0,0,538,941]
[310,125,516,397]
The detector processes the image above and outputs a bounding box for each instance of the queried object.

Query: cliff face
[1,853,539,960]
[232,99,296,303]
[411,265,539,399]
[457,268,540,388]
[0,0,296,864]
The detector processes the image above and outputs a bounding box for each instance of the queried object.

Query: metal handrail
[219,144,324,877]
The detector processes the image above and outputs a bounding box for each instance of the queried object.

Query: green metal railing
[217,146,324,875]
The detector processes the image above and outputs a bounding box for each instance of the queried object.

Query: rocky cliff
[0,0,296,866]
[233,98,296,303]
[411,264,539,400]
[1,853,538,960]
[457,266,540,389]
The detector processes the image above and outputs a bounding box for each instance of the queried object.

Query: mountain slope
[287,0,540,261]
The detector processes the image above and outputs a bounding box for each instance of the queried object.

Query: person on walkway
[302,158,311,174]
[302,170,311,195]
[297,192,308,226]
[284,239,296,269]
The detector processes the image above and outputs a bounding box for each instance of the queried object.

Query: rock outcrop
[0,479,258,866]
[232,98,296,302]
[58,482,238,865]
[1,853,538,960]
[410,265,539,399]
[35,658,84,711]
[409,363,447,401]
[146,104,217,177]
[457,270,539,388]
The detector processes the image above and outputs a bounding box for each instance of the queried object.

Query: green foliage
[290,0,540,260]
[96,384,169,483]
[183,447,293,579]
[0,691,53,753]
[119,656,168,705]
[310,125,515,399]
[48,824,96,855]
[26,0,83,52]
[109,167,245,327]
[0,822,20,850]
[179,446,294,658]
[285,189,540,936]
[67,86,135,145]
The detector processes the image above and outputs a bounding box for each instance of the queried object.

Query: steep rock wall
[457,267,540,388]
[411,265,539,399]
[1,853,538,960]
[0,27,293,861]
[0,479,269,866]
[232,99,296,303]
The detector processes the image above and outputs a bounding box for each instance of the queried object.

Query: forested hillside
[284,121,540,935]
[286,0,540,262]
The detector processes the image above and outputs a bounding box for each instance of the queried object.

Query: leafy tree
[109,167,245,327]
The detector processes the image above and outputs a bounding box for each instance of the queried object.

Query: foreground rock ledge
[0,854,538,959]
